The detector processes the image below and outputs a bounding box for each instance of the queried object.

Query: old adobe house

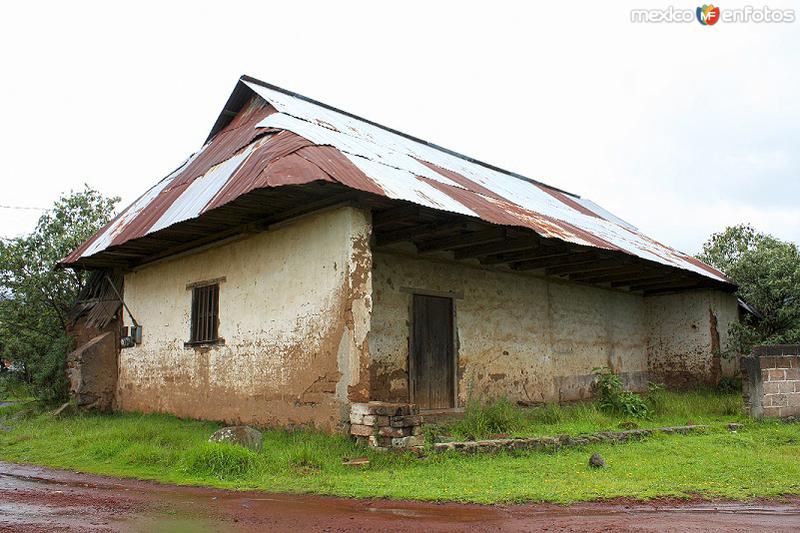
[63,75,740,430]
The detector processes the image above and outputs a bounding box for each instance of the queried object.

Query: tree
[0,186,119,402]
[698,224,800,354]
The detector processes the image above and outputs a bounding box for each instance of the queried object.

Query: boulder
[209,425,263,451]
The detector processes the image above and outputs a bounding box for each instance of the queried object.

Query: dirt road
[2,461,799,532]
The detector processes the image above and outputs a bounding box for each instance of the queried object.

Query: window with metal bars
[189,284,219,344]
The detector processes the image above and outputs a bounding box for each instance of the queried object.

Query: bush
[452,398,522,439]
[592,367,649,418]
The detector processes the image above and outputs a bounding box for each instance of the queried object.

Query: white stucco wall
[646,289,739,387]
[369,251,650,405]
[117,206,738,422]
[369,250,738,406]
[118,206,372,430]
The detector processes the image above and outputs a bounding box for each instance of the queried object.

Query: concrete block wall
[742,345,800,418]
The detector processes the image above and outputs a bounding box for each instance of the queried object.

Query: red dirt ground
[2,461,799,532]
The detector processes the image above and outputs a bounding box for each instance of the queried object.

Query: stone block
[350,424,375,437]
[209,426,262,451]
[391,435,424,448]
[788,394,800,407]
[779,382,796,394]
[368,402,403,416]
[350,403,372,417]
[773,394,789,407]
[361,415,389,426]
[786,368,800,380]
[378,426,411,438]
[349,413,364,425]
[368,435,392,448]
[434,442,455,452]
[764,382,781,395]
[763,406,781,417]
[389,414,422,428]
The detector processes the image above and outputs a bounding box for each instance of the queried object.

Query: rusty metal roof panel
[149,144,258,234]
[63,76,731,285]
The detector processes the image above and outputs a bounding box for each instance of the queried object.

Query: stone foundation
[741,345,800,419]
[433,424,714,454]
[349,402,424,449]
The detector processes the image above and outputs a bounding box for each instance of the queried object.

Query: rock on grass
[589,452,606,468]
[209,426,263,451]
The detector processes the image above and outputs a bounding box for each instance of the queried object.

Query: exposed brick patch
[742,345,800,419]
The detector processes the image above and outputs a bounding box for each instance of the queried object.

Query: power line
[0,205,46,211]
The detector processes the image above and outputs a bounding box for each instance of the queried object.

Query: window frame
[186,282,221,346]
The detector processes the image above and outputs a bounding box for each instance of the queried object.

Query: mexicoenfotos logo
[697,4,721,25]
[631,4,796,24]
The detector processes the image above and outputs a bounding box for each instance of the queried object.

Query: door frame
[407,289,459,410]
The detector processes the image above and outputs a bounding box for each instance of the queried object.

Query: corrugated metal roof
[63,75,730,285]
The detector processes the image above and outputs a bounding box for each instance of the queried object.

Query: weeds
[593,367,649,418]
[451,397,522,439]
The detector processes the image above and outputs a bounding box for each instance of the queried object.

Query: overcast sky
[1,1,797,254]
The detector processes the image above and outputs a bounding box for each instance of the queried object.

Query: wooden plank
[510,252,597,271]
[644,284,706,295]
[375,219,473,247]
[609,273,666,288]
[454,236,541,260]
[372,205,421,229]
[568,265,649,283]
[545,258,627,277]
[632,278,700,292]
[416,228,506,253]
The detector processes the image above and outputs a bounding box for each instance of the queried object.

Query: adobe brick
[768,369,786,381]
[350,424,376,437]
[378,426,411,438]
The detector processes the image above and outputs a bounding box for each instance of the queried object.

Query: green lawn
[1,391,799,504]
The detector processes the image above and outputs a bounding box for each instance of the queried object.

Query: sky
[0,0,797,254]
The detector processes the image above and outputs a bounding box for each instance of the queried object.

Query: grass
[0,376,35,404]
[1,391,799,504]
[442,389,746,441]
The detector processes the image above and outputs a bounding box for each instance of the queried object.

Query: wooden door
[410,294,455,409]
